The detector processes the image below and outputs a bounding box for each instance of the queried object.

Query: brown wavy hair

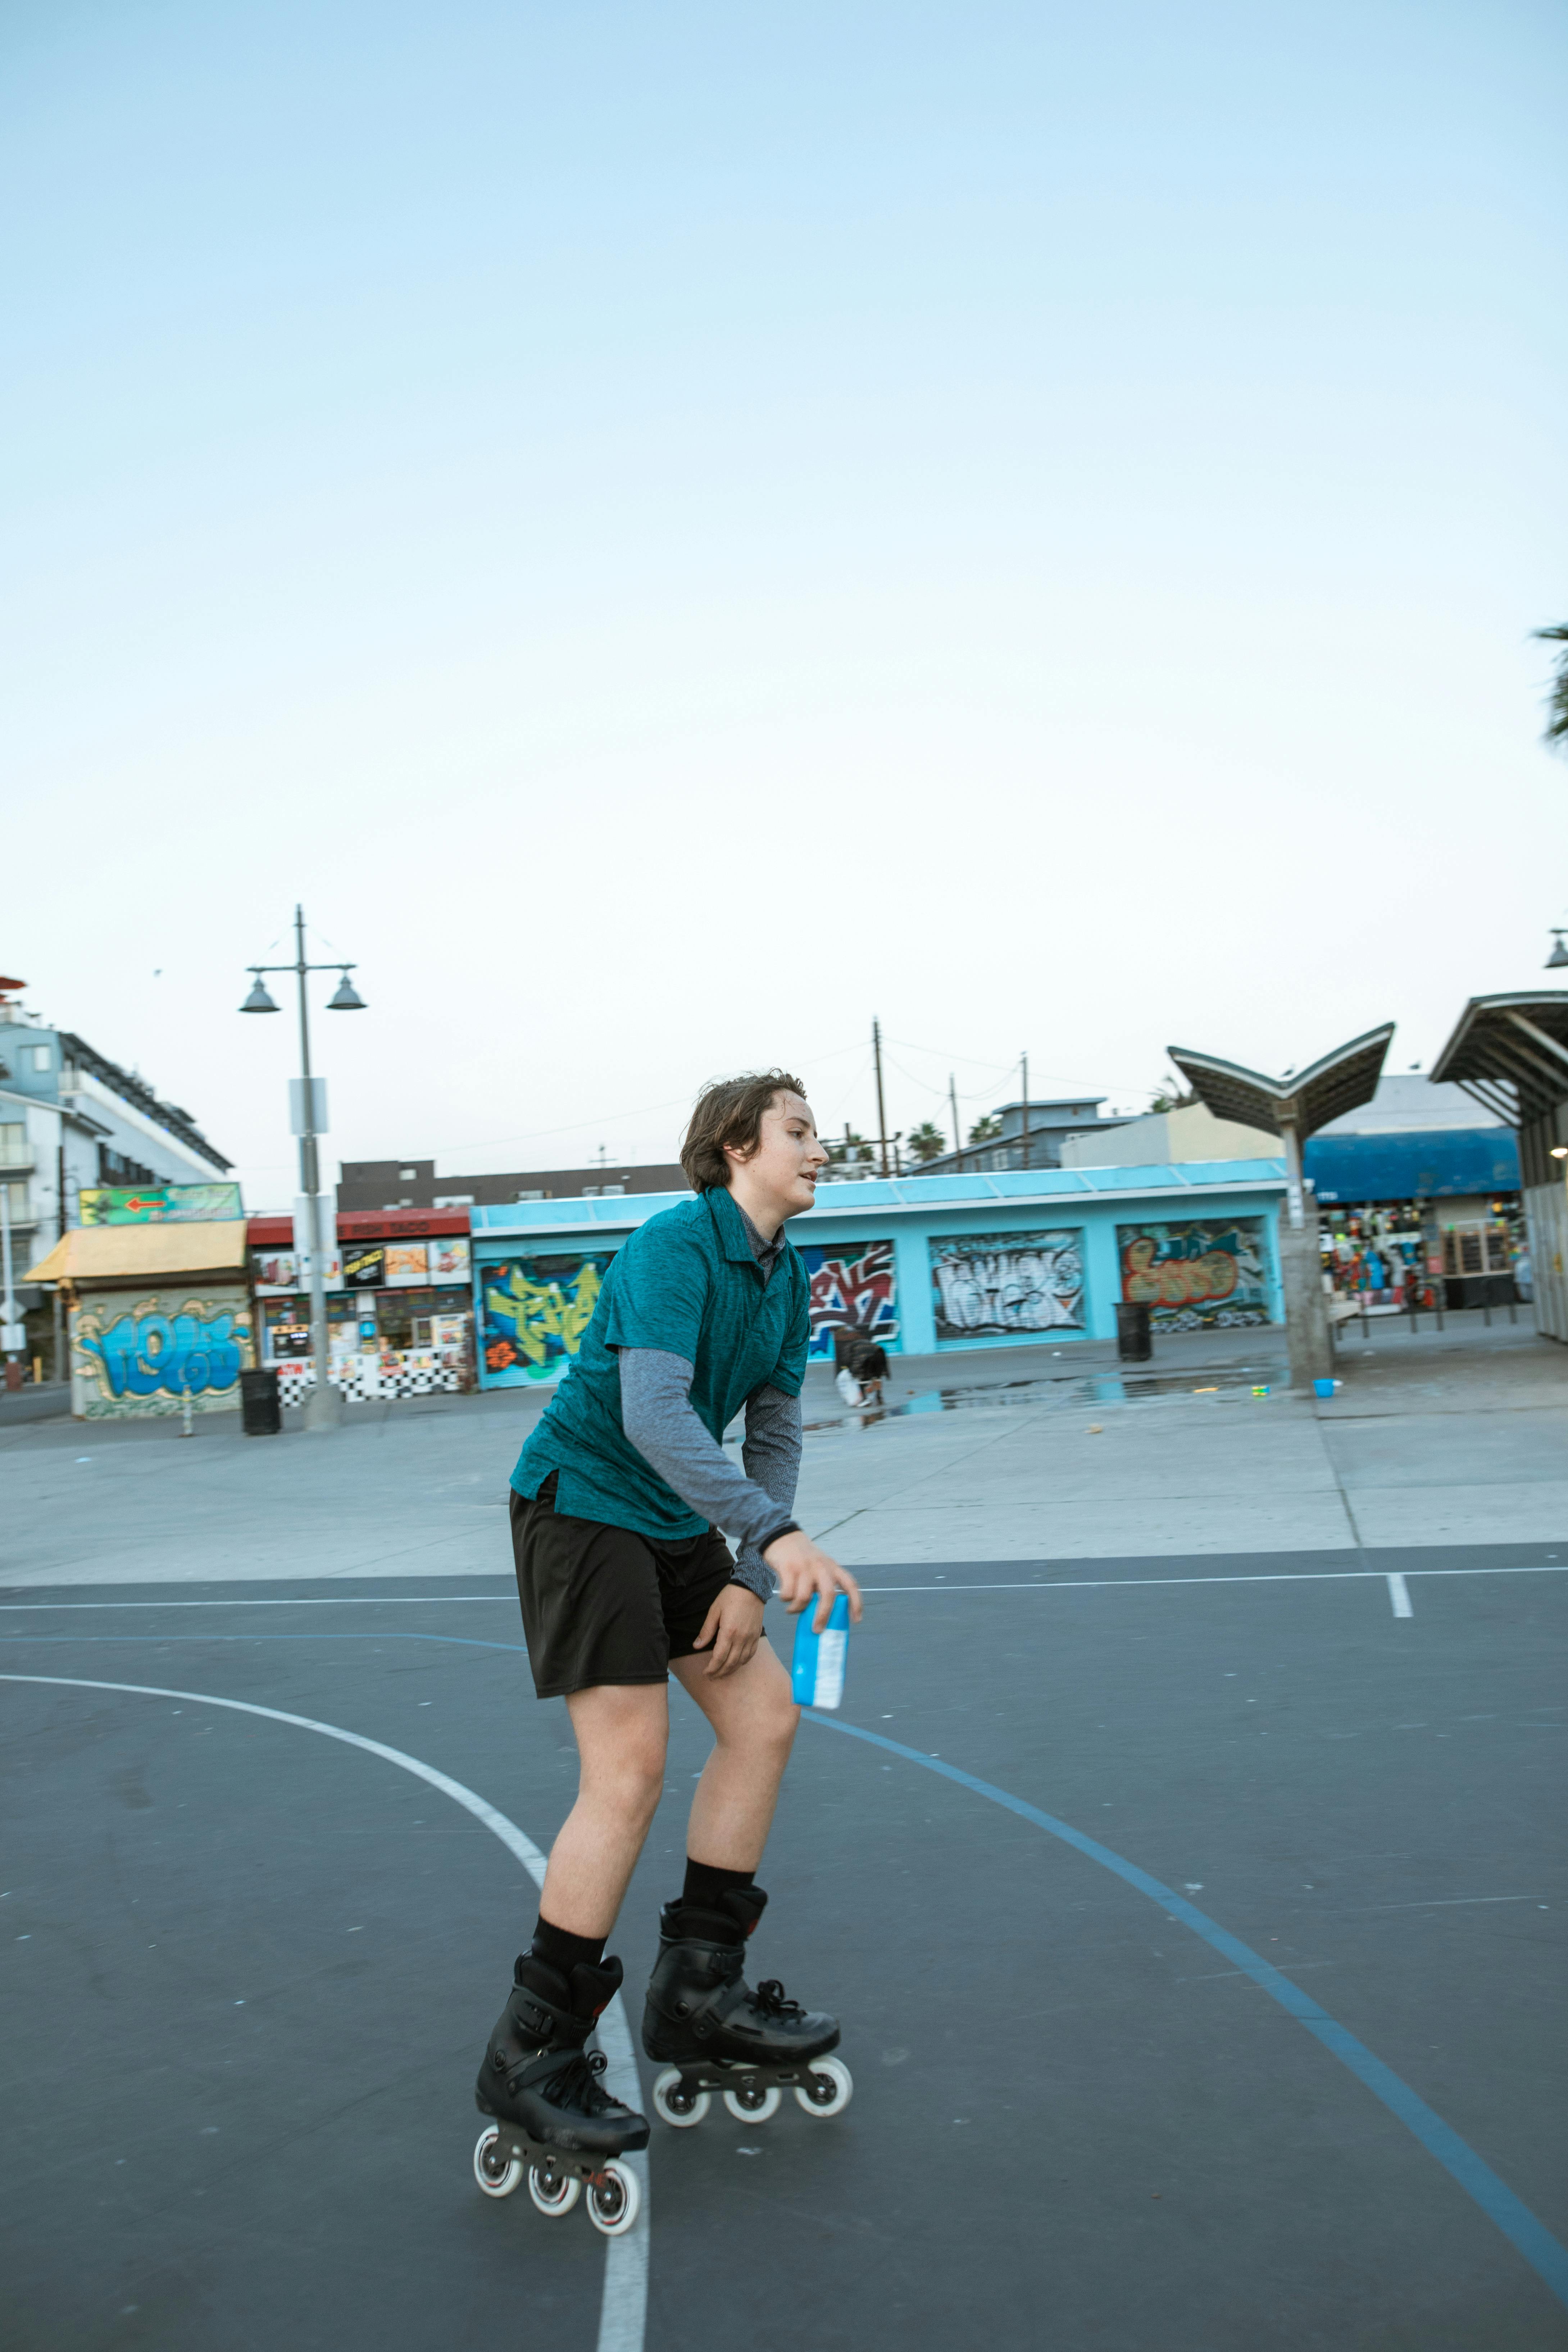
[680,1070,809,1192]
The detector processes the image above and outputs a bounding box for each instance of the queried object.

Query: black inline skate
[642,1885,852,2129]
[473,1951,648,2234]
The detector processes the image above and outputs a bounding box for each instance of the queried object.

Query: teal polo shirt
[509,1186,811,1542]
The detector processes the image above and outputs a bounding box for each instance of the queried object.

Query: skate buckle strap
[753,1978,804,2019]
[508,2044,621,2114]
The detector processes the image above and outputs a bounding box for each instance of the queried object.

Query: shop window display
[254,1264,475,1393]
[1319,1197,1522,1314]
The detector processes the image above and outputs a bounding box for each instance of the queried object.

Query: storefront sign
[255,1249,344,1292]
[343,1243,385,1288]
[929,1227,1084,1339]
[385,1243,430,1287]
[428,1236,471,1282]
[80,1182,244,1225]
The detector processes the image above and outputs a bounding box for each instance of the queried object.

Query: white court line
[853,1564,1568,1594]
[1359,1895,1543,1911]
[1387,1573,1414,1618]
[1,1562,1565,1611]
[0,1673,647,2352]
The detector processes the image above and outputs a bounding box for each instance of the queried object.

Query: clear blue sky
[6,1,1566,1198]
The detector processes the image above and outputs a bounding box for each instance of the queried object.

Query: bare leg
[537,1683,669,1937]
[671,1639,799,1870]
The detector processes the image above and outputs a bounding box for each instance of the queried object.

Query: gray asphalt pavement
[3,1316,1565,2348]
[3,1543,1564,2351]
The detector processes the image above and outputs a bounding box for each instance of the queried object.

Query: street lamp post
[241,905,365,1431]
[0,1173,22,1378]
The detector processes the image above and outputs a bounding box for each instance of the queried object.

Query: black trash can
[1115,1301,1152,1363]
[239,1367,282,1436]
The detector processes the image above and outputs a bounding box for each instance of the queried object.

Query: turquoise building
[469,1159,1288,1390]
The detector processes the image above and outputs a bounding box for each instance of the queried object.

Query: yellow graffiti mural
[484,1260,604,1370]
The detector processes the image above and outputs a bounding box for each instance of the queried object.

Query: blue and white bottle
[791,1594,850,1710]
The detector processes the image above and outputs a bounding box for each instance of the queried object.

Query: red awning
[246,1207,471,1246]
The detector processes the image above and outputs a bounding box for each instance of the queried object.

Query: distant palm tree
[967,1113,1002,1146]
[906,1121,947,1164]
[1536,623,1568,750]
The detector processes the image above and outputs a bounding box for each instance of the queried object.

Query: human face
[726,1091,828,1232]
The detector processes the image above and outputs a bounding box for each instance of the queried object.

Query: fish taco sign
[73,1289,256,1418]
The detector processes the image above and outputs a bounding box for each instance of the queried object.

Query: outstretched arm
[618,1349,798,1598]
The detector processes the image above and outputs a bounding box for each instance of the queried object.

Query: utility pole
[1020,1052,1030,1172]
[949,1073,961,1157]
[872,1018,890,1177]
[241,905,365,1432]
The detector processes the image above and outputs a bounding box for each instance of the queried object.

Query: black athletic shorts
[509,1473,740,1699]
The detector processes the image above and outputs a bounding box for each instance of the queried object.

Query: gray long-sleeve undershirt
[618,1347,801,1600]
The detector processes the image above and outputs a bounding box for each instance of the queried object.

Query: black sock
[682,1857,756,1910]
[530,1915,606,1975]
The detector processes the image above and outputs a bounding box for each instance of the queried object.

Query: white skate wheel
[473,2124,524,2198]
[586,2160,641,2237]
[794,2056,853,2117]
[722,2083,781,2122]
[652,2067,710,2128]
[527,2164,581,2217]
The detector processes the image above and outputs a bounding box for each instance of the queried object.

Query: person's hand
[691,1583,765,1678]
[762,1529,863,1633]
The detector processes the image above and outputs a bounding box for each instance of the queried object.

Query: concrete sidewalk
[795,1318,1568,1564]
[1,1318,1562,1589]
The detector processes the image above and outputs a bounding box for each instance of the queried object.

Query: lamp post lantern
[240,904,365,1430]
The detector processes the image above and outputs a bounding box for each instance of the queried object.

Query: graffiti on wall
[481,1249,619,1380]
[929,1227,1084,1340]
[72,1287,255,1417]
[1117,1218,1271,1330]
[796,1240,899,1359]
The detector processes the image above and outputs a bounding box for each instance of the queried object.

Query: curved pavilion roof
[1167,1024,1395,1144]
[1429,992,1568,1127]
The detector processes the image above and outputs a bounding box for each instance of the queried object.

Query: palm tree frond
[1533,623,1568,749]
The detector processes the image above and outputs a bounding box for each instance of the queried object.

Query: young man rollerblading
[474,1072,863,2214]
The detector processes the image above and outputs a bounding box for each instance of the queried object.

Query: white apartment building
[0,980,231,1368]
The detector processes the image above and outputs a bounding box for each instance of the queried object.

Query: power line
[402,1034,871,1161]
[881,1047,995,1104]
[887,1033,1163,1100]
[885,1034,1019,1075]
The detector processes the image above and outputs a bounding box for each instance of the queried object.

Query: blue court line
[807,1711,1568,2312]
